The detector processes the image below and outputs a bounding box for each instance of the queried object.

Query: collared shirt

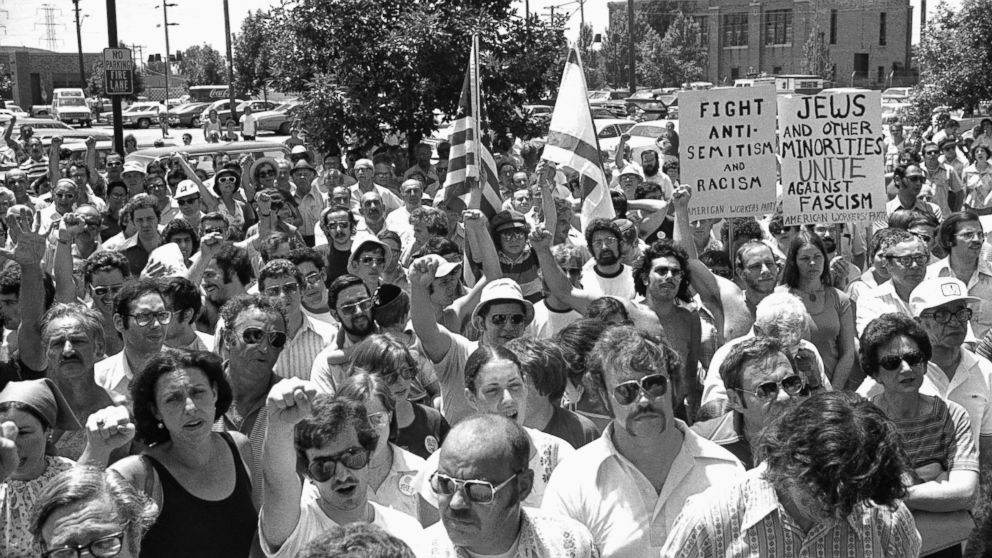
[118,233,159,277]
[873,197,942,233]
[368,443,427,519]
[855,281,912,335]
[218,370,281,507]
[273,315,336,380]
[847,268,881,302]
[349,183,403,215]
[295,187,327,237]
[541,422,744,558]
[924,349,992,448]
[159,199,180,225]
[94,351,134,404]
[923,162,963,218]
[927,256,992,338]
[424,508,600,558]
[659,464,921,558]
[310,331,363,395]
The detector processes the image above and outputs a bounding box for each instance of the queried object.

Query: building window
[878,66,885,84]
[692,15,709,45]
[730,67,741,80]
[879,12,887,45]
[722,13,748,47]
[773,66,783,74]
[764,10,792,45]
[830,10,838,44]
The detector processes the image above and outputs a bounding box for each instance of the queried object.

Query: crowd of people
[0,104,989,558]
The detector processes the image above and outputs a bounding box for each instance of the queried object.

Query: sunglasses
[307,447,370,482]
[42,527,128,558]
[429,471,520,504]
[359,256,385,267]
[257,170,276,178]
[263,283,301,297]
[733,375,805,400]
[239,327,288,348]
[885,254,928,268]
[653,266,683,277]
[217,176,238,184]
[203,227,226,236]
[128,311,173,327]
[878,350,926,371]
[304,271,323,285]
[106,162,123,168]
[177,197,200,206]
[91,284,124,297]
[920,308,972,325]
[924,150,939,156]
[499,230,526,241]
[339,298,373,317]
[613,373,669,406]
[488,313,525,326]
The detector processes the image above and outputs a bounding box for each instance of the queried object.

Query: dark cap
[491,210,529,233]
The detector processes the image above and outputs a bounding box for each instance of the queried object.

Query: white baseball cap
[909,277,979,317]
[174,180,199,199]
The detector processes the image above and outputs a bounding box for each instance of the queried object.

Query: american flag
[442,35,502,218]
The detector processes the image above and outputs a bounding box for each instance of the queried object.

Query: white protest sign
[778,90,886,225]
[679,87,778,220]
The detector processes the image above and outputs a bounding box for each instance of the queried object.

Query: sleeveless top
[139,432,257,558]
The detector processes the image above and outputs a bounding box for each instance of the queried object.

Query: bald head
[440,414,528,473]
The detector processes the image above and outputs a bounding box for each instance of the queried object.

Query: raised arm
[3,116,17,152]
[614,133,630,171]
[462,210,500,281]
[530,226,597,315]
[52,214,82,303]
[6,210,52,371]
[670,186,726,339]
[174,154,220,211]
[260,378,316,550]
[48,136,62,184]
[410,255,454,363]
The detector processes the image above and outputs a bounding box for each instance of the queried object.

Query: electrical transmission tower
[35,4,64,51]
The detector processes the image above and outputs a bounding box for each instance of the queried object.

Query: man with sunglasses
[543,325,743,558]
[311,274,377,394]
[96,278,169,403]
[926,211,992,339]
[347,238,391,293]
[692,336,808,468]
[318,205,358,285]
[172,180,204,230]
[922,140,963,217]
[288,247,334,322]
[83,251,129,356]
[876,164,942,235]
[425,414,597,557]
[261,382,425,558]
[259,259,335,381]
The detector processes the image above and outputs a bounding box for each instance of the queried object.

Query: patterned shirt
[424,508,600,558]
[660,464,922,558]
[273,315,336,381]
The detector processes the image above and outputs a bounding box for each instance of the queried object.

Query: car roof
[594,118,636,127]
[126,141,289,165]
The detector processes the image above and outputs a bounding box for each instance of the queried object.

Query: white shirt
[542,421,744,558]
[526,300,583,340]
[368,444,428,520]
[855,281,913,335]
[260,484,425,558]
[580,260,636,300]
[273,315,336,381]
[94,351,134,404]
[240,113,257,135]
[925,350,992,449]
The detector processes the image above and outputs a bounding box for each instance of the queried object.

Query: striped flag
[543,46,615,229]
[443,35,502,218]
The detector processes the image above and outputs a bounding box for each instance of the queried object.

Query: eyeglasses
[368,411,389,427]
[885,253,928,267]
[106,162,123,168]
[202,227,226,236]
[921,308,973,325]
[91,284,124,298]
[653,266,683,277]
[878,350,926,371]
[339,297,373,317]
[307,447,370,482]
[177,197,200,206]
[128,311,173,327]
[42,527,127,558]
[612,373,669,406]
[955,231,984,241]
[304,271,323,285]
[499,230,526,241]
[217,176,238,184]
[429,471,520,504]
[359,256,385,267]
[488,313,525,326]
[263,283,301,297]
[924,150,939,156]
[592,237,619,248]
[239,327,288,348]
[257,170,276,178]
[733,375,805,400]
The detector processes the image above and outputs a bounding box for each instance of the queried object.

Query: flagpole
[468,34,483,209]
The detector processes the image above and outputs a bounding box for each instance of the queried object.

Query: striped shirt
[19,156,48,182]
[870,395,979,475]
[661,464,922,558]
[273,315,336,380]
[217,372,281,507]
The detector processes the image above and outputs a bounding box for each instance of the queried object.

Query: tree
[232,10,278,97]
[600,10,663,89]
[577,23,609,90]
[258,0,566,154]
[800,24,833,80]
[177,44,226,86]
[910,0,992,128]
[653,12,706,88]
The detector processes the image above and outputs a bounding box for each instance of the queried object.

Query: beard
[596,250,619,267]
[821,236,836,254]
[642,162,659,176]
[343,314,375,336]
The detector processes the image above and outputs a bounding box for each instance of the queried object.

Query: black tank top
[140,432,257,558]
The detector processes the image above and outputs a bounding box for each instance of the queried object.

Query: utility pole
[223,0,237,125]
[131,44,146,70]
[106,0,123,155]
[156,2,178,102]
[35,4,64,51]
[543,5,555,26]
[579,0,585,30]
[627,0,635,94]
[72,0,86,88]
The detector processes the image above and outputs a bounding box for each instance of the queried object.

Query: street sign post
[103,47,134,95]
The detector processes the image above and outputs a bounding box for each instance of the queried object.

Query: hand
[0,208,51,266]
[50,136,63,153]
[60,212,85,241]
[410,255,442,289]
[529,226,552,250]
[829,256,851,290]
[462,209,486,232]
[85,136,97,149]
[256,192,272,216]
[84,405,135,455]
[0,421,18,481]
[142,259,168,278]
[266,379,317,428]
[199,232,225,257]
[672,185,691,211]
[619,133,631,143]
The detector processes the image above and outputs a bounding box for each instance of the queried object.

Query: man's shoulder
[680,420,747,469]
[521,509,598,555]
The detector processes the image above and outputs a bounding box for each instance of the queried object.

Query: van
[51,88,92,127]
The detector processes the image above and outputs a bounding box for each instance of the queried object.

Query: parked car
[126,141,289,173]
[168,102,211,127]
[51,88,92,127]
[881,87,913,103]
[625,90,669,120]
[2,102,29,118]
[623,120,679,158]
[30,105,53,118]
[591,106,626,119]
[255,101,302,135]
[202,99,246,124]
[595,118,637,158]
[108,102,162,129]
[215,100,278,125]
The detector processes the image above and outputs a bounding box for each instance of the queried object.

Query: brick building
[607,0,915,88]
[1,46,102,107]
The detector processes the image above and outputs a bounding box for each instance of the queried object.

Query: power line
[35,4,64,51]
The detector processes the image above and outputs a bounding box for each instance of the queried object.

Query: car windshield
[61,98,87,107]
[629,91,655,100]
[589,91,609,102]
[629,124,667,138]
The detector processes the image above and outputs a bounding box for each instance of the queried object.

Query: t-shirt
[526,301,582,340]
[580,260,636,300]
[395,403,450,460]
[324,245,352,288]
[0,358,45,392]
[240,113,258,136]
[434,333,479,425]
[544,405,601,449]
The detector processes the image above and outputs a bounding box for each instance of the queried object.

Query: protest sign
[778,90,886,225]
[679,87,778,220]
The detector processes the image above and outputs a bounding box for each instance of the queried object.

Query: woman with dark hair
[860,313,979,558]
[336,372,429,523]
[110,349,257,558]
[963,145,992,209]
[778,230,856,388]
[347,334,448,460]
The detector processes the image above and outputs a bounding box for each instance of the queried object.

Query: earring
[157,422,164,429]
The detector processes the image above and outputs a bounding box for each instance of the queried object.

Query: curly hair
[258,258,305,293]
[213,244,253,286]
[159,276,202,325]
[219,294,287,346]
[130,349,233,445]
[347,333,418,384]
[295,395,378,468]
[84,251,131,286]
[0,264,56,309]
[583,218,622,249]
[121,193,161,222]
[781,231,832,288]
[161,218,200,254]
[298,523,416,558]
[409,206,448,237]
[463,345,521,394]
[937,210,982,252]
[414,237,461,260]
[756,391,909,519]
[858,313,932,379]
[634,239,692,302]
[259,232,303,264]
[320,204,357,234]
[504,337,568,402]
[287,246,325,271]
[40,303,105,353]
[585,297,631,324]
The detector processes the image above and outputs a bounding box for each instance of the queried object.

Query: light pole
[627,0,635,94]
[155,2,178,103]
[223,0,237,126]
[72,0,88,88]
[105,0,123,155]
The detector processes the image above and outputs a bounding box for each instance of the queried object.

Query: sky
[0,0,964,57]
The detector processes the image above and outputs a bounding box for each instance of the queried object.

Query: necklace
[798,287,824,302]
